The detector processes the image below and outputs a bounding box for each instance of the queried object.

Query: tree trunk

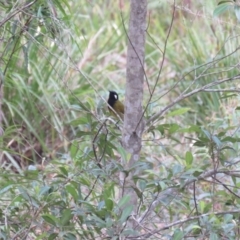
[0,75,4,136]
[121,0,147,225]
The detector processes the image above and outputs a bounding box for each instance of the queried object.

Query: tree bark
[122,0,147,222]
[0,74,4,137]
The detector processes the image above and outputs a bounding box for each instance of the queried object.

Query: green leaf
[212,135,222,148]
[54,0,71,19]
[0,185,12,195]
[105,198,114,211]
[192,168,204,177]
[232,176,236,185]
[42,214,58,226]
[90,215,106,227]
[106,218,113,228]
[63,233,77,240]
[210,232,219,240]
[118,195,130,208]
[201,128,211,140]
[119,205,133,223]
[70,141,78,158]
[98,200,105,210]
[66,184,78,202]
[213,3,233,17]
[185,151,193,167]
[166,108,190,117]
[224,214,233,222]
[59,166,68,176]
[188,125,201,132]
[103,183,115,198]
[70,103,89,112]
[221,146,235,151]
[220,93,238,99]
[118,147,131,162]
[18,187,39,208]
[48,233,58,240]
[199,201,206,213]
[69,117,89,126]
[121,229,138,236]
[60,209,73,226]
[39,186,51,196]
[169,124,180,134]
[222,136,240,143]
[75,131,93,136]
[139,179,146,191]
[235,5,240,21]
[193,140,207,147]
[132,186,143,199]
[218,0,234,4]
[172,229,184,240]
[79,177,90,186]
[156,124,164,135]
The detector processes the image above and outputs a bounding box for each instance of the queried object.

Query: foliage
[214,0,240,22]
[0,0,240,239]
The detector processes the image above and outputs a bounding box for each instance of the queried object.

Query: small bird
[107,91,124,120]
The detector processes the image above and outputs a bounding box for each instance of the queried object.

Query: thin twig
[136,210,240,239]
[146,74,240,126]
[193,181,202,232]
[212,176,240,199]
[84,176,100,201]
[0,1,37,28]
[137,167,240,228]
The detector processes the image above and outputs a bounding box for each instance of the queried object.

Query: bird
[107,91,124,120]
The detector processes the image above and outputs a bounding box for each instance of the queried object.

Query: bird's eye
[114,94,117,99]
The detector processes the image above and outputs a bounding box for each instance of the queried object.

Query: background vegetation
[0,0,240,239]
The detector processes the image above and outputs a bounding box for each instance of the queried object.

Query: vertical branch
[123,0,147,152]
[0,72,4,168]
[121,0,147,219]
[0,73,3,137]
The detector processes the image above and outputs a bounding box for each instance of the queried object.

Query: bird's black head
[108,91,118,107]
